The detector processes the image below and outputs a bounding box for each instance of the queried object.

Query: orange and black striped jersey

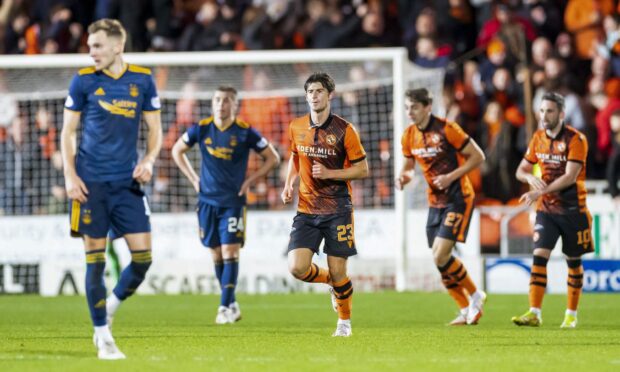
[524,124,588,214]
[289,113,366,215]
[401,115,474,207]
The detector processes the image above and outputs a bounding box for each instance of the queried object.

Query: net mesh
[0,59,444,215]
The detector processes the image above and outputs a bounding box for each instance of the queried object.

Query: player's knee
[432,250,450,266]
[328,267,347,283]
[289,262,310,279]
[130,250,152,279]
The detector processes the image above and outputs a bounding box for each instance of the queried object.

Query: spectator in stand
[443,0,477,58]
[478,38,513,94]
[309,1,368,49]
[523,0,562,42]
[178,0,241,51]
[533,57,586,132]
[606,109,620,203]
[597,14,620,78]
[530,36,552,89]
[476,1,537,51]
[564,0,615,61]
[3,11,29,54]
[596,78,620,164]
[414,37,450,68]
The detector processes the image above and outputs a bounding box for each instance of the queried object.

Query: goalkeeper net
[0,49,444,216]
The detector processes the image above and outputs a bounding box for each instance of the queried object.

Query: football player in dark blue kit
[172,86,280,324]
[60,19,162,359]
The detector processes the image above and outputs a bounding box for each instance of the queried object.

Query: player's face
[87,31,122,71]
[305,82,332,113]
[405,98,432,126]
[539,99,564,131]
[212,91,237,121]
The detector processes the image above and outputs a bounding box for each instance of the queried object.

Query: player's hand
[519,189,542,206]
[526,174,547,190]
[395,173,412,190]
[312,161,332,179]
[192,179,200,193]
[238,179,251,196]
[432,174,453,191]
[281,185,294,204]
[65,172,88,203]
[133,159,154,184]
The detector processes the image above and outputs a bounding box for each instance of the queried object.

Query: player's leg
[220,243,241,322]
[432,203,485,325]
[322,212,357,337]
[70,184,124,359]
[513,213,557,327]
[287,213,330,284]
[560,212,593,328]
[105,181,152,323]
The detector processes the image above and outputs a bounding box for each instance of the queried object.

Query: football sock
[85,249,107,326]
[214,259,234,302]
[529,255,548,309]
[437,258,469,308]
[221,258,239,307]
[332,277,353,320]
[566,259,583,311]
[439,256,477,295]
[299,263,331,284]
[112,249,152,300]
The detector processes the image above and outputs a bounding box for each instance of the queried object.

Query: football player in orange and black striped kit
[396,88,487,326]
[282,72,368,337]
[512,92,593,328]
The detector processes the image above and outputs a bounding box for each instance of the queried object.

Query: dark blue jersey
[183,116,269,207]
[65,64,160,182]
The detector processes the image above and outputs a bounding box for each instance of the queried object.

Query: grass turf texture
[1,293,619,371]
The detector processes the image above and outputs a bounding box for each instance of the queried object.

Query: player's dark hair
[88,19,126,44]
[304,72,335,93]
[216,85,238,99]
[541,91,565,111]
[405,88,433,106]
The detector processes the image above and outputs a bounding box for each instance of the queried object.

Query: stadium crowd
[2,0,620,216]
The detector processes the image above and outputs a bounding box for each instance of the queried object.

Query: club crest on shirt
[555,141,566,152]
[431,133,441,144]
[230,135,238,147]
[326,134,337,145]
[82,209,92,225]
[205,137,212,145]
[129,84,139,97]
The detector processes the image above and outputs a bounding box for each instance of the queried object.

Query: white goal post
[0,48,449,293]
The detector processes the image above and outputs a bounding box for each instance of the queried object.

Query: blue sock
[85,249,107,326]
[214,260,236,304]
[112,250,152,300]
[220,258,239,307]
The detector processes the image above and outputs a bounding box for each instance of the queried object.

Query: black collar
[310,113,333,129]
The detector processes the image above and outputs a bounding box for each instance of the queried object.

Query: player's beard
[542,117,560,131]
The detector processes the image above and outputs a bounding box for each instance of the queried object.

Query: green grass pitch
[1,292,619,371]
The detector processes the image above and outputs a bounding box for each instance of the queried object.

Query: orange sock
[440,274,469,309]
[332,277,353,320]
[300,263,331,284]
[440,256,477,296]
[567,260,584,311]
[529,255,548,309]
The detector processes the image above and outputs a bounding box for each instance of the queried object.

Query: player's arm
[281,153,299,204]
[171,137,200,193]
[433,139,485,190]
[520,161,582,206]
[396,157,415,190]
[61,109,88,202]
[516,159,547,190]
[133,111,163,184]
[239,144,280,196]
[312,158,369,180]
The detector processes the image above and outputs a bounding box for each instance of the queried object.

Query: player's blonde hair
[88,19,127,45]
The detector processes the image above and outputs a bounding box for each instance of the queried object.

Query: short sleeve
[524,135,539,164]
[247,127,269,152]
[182,124,200,147]
[289,123,297,154]
[445,121,470,151]
[567,132,588,164]
[401,127,413,158]
[345,124,366,163]
[65,74,85,112]
[142,75,161,112]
